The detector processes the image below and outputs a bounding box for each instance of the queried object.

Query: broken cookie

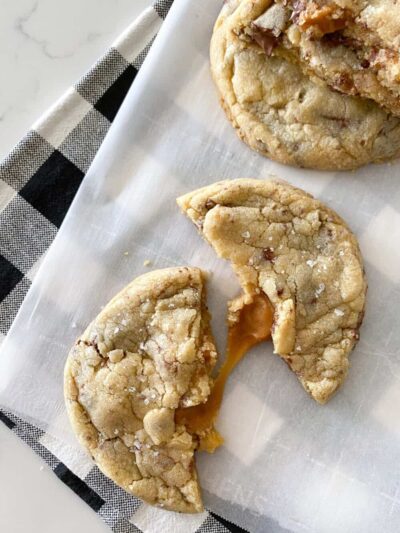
[64,267,218,513]
[178,179,367,404]
[210,0,400,169]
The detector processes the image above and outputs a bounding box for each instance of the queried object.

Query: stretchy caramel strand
[175,293,274,450]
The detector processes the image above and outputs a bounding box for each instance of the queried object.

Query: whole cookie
[64,267,217,513]
[210,0,400,170]
[178,179,367,404]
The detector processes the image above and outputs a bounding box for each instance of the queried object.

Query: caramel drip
[175,294,274,443]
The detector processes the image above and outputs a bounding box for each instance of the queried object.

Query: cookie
[257,1,400,116]
[178,179,367,404]
[210,0,400,170]
[64,267,218,513]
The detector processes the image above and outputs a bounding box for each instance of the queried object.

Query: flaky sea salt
[334,308,345,316]
[306,260,316,268]
[242,231,250,239]
[315,283,325,297]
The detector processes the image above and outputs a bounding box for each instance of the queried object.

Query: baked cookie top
[178,179,367,404]
[251,1,400,116]
[64,267,217,513]
[210,0,400,170]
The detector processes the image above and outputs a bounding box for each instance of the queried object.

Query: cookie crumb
[143,259,151,267]
[124,251,129,256]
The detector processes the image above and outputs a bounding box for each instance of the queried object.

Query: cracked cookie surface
[178,179,367,404]
[64,267,217,513]
[210,0,400,170]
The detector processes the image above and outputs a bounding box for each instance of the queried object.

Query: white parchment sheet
[1,1,400,531]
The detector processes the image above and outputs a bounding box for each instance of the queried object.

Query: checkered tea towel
[0,1,245,532]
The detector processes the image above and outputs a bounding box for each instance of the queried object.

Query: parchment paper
[1,1,400,531]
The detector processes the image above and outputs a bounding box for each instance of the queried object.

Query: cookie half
[210,0,400,169]
[64,267,217,513]
[178,179,367,404]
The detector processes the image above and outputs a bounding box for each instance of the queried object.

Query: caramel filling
[296,5,348,38]
[176,294,274,451]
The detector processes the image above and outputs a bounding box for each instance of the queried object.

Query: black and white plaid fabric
[0,1,245,532]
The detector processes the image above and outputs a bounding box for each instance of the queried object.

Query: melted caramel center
[175,294,273,449]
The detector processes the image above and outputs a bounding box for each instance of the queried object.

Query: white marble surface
[0,1,152,531]
[0,0,153,161]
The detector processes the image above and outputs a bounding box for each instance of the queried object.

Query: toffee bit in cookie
[293,3,349,39]
[250,26,279,56]
[263,247,275,262]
